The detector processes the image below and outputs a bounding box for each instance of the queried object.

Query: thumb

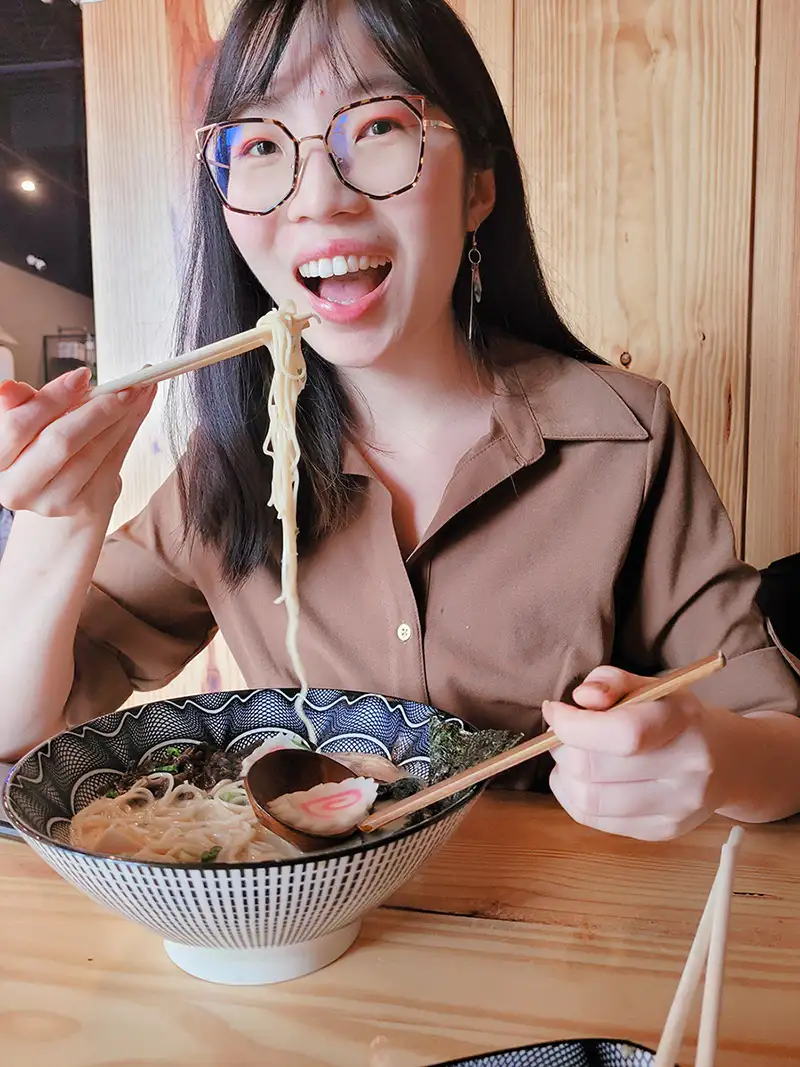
[571,666,647,710]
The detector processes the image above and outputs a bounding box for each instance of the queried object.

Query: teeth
[299,255,391,279]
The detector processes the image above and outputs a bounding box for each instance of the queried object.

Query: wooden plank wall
[515,0,757,535]
[81,0,799,703]
[745,0,800,569]
[449,0,515,121]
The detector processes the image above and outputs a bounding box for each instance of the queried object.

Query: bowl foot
[163,920,362,985]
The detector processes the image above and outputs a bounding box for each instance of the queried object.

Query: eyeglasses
[196,95,456,217]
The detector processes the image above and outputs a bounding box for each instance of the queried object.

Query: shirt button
[396,623,413,643]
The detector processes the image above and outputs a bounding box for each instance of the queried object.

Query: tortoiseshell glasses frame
[195,94,457,217]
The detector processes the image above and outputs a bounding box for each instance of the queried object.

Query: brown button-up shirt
[69,339,800,787]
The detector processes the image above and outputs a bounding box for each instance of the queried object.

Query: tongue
[318,267,386,305]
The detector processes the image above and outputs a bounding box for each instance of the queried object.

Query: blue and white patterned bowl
[430,1040,657,1066]
[3,687,480,985]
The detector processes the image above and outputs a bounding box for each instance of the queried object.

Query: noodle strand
[71,774,296,864]
[259,302,317,744]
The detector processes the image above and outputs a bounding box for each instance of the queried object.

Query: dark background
[0,0,91,296]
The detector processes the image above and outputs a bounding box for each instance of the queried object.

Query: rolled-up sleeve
[65,475,217,727]
[615,383,800,716]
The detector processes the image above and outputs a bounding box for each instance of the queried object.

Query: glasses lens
[204,121,296,213]
[327,98,424,197]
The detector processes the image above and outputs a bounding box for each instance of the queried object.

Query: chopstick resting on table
[654,825,744,1067]
[90,314,316,397]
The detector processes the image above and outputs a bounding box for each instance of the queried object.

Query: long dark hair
[173,0,593,586]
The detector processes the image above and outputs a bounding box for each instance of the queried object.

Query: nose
[285,137,366,223]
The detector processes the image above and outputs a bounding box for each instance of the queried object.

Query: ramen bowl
[3,687,480,986]
[430,1040,657,1066]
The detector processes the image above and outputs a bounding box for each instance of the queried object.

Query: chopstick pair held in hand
[90,311,316,397]
[543,652,730,841]
[360,654,724,834]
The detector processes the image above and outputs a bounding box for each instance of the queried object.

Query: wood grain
[448,0,515,121]
[744,0,800,569]
[391,795,800,934]
[514,0,759,544]
[2,796,799,1067]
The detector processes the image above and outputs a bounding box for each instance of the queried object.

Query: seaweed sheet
[376,777,424,804]
[394,717,524,823]
[429,718,523,785]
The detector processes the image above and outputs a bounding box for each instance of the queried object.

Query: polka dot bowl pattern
[2,687,480,984]
[430,1040,658,1066]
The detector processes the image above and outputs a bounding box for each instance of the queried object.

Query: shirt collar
[493,336,649,454]
[341,337,649,477]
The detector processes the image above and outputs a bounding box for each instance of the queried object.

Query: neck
[340,313,491,447]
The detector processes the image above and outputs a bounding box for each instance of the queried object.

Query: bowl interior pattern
[2,688,479,952]
[5,686,447,846]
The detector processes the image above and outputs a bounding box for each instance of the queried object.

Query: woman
[0,0,798,841]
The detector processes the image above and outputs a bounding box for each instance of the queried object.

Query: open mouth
[297,254,393,306]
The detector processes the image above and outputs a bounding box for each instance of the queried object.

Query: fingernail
[582,681,610,694]
[65,367,91,392]
[116,388,136,403]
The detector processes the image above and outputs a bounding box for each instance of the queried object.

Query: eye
[362,118,400,139]
[241,139,280,158]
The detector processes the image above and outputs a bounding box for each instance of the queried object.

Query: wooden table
[1,794,799,1067]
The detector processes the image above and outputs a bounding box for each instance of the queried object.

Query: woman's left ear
[467,168,496,231]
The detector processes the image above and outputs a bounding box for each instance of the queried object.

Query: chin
[302,321,398,371]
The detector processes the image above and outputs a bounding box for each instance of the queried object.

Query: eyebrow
[253,73,416,113]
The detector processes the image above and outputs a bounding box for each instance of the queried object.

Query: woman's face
[222,2,494,371]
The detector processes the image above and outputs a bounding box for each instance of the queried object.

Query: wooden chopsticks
[358,651,725,834]
[529,651,727,762]
[90,313,315,397]
[655,825,744,1067]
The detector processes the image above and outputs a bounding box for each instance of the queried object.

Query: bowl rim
[2,685,484,871]
[428,1037,657,1065]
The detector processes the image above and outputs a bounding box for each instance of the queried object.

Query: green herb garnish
[164,746,183,759]
[105,788,119,799]
[201,846,222,864]
[153,764,178,774]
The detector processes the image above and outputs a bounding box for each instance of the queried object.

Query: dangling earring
[468,231,483,344]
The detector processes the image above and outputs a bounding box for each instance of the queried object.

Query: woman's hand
[543,666,739,841]
[0,369,156,527]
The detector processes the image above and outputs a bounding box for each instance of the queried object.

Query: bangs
[208,0,393,122]
[206,0,498,168]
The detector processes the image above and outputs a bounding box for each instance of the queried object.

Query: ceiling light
[20,179,37,193]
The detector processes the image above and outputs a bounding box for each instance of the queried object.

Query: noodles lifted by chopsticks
[259,303,317,744]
